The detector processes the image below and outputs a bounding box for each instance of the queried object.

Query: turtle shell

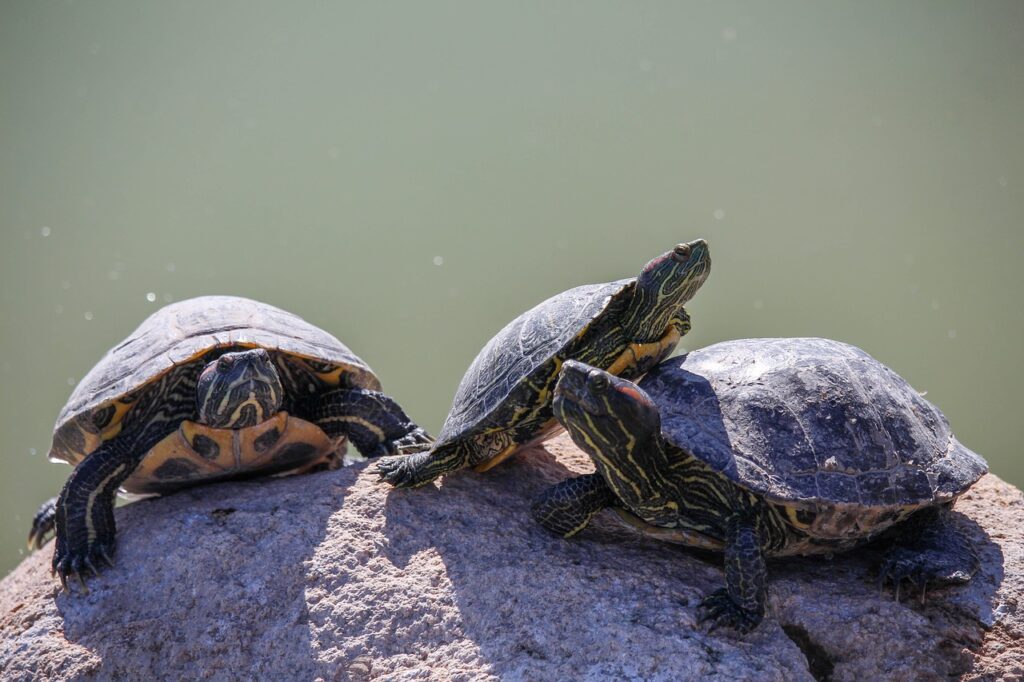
[50,295,379,466]
[639,337,987,508]
[437,278,635,443]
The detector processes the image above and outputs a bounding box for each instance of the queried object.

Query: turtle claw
[27,497,58,551]
[697,589,762,634]
[53,540,116,594]
[878,546,969,604]
[359,429,434,459]
[394,427,434,453]
[374,452,434,488]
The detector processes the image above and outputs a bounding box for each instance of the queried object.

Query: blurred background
[1,2,1021,576]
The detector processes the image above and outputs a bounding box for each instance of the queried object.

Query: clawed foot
[697,589,763,634]
[393,427,434,453]
[878,546,972,603]
[374,451,435,488]
[53,537,116,593]
[27,497,58,550]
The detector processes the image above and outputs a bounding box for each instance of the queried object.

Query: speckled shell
[639,338,987,508]
[50,295,379,465]
[437,279,635,443]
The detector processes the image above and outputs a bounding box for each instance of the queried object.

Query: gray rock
[0,434,1020,681]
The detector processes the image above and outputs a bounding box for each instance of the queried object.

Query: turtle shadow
[379,443,1008,679]
[50,466,354,680]
[767,508,1003,679]
[378,444,741,677]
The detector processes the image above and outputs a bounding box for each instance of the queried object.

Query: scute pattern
[438,279,633,442]
[50,296,379,465]
[640,338,986,508]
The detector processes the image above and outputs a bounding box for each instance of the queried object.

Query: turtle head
[624,239,711,342]
[554,360,662,463]
[196,349,284,428]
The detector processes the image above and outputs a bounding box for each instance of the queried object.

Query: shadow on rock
[50,467,355,680]
[380,441,1008,681]
[379,445,808,680]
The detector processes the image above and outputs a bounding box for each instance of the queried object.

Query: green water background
[1,2,1021,577]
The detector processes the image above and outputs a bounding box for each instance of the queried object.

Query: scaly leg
[303,388,433,458]
[376,430,515,488]
[51,437,138,590]
[879,507,978,601]
[698,516,768,634]
[531,473,616,537]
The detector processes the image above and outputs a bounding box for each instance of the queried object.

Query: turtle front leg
[531,473,616,537]
[879,507,978,601]
[52,439,137,590]
[698,516,768,634]
[306,388,433,459]
[376,431,515,488]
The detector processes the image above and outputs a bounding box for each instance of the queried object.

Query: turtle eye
[216,357,234,373]
[673,243,692,260]
[590,373,610,392]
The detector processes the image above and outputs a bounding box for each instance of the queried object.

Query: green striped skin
[546,361,789,550]
[35,346,432,591]
[536,360,981,633]
[375,240,711,488]
[537,361,792,633]
[32,296,436,592]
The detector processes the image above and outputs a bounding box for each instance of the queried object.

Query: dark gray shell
[639,337,987,508]
[437,279,635,443]
[51,296,379,463]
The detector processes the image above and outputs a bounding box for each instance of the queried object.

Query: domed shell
[638,338,986,508]
[50,295,379,465]
[437,279,635,443]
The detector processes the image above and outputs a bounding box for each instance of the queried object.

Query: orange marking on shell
[122,412,339,495]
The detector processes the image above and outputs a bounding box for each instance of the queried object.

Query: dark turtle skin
[376,240,711,488]
[534,339,987,633]
[28,296,432,590]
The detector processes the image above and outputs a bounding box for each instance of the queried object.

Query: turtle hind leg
[531,473,616,537]
[305,388,434,459]
[698,516,768,634]
[27,497,58,550]
[879,507,978,601]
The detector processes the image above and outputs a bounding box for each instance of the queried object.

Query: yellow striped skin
[550,362,923,557]
[376,240,710,489]
[53,346,358,468]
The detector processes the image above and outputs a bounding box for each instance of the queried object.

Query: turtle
[375,239,711,488]
[28,295,432,589]
[534,338,988,633]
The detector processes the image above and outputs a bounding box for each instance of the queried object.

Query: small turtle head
[554,361,662,461]
[196,348,283,428]
[625,239,711,342]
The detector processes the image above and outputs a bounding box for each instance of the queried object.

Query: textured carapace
[49,295,379,468]
[641,337,987,508]
[437,239,710,447]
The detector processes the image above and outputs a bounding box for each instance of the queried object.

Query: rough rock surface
[0,434,1020,681]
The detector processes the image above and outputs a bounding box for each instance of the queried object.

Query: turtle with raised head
[28,295,432,589]
[375,239,711,488]
[534,339,987,632]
